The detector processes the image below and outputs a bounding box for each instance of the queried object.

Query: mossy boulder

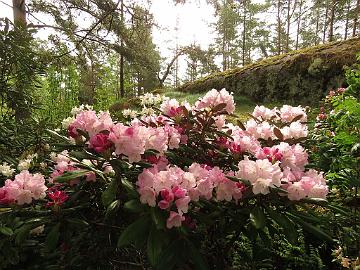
[177,37,360,105]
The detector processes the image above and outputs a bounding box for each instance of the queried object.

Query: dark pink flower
[46,190,69,207]
[89,133,113,153]
[0,187,12,205]
[68,125,79,138]
[160,188,174,202]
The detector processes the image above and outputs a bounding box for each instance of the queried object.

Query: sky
[0,0,217,81]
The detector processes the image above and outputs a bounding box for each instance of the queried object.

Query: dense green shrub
[307,54,360,269]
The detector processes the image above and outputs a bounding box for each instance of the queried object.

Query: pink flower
[237,157,283,195]
[252,105,276,120]
[0,188,12,205]
[1,171,47,205]
[160,188,174,202]
[139,187,156,207]
[89,133,113,153]
[109,124,149,163]
[175,196,191,214]
[166,211,185,229]
[46,190,69,207]
[160,99,180,115]
[279,105,307,123]
[194,89,235,114]
[287,182,306,201]
[158,199,171,209]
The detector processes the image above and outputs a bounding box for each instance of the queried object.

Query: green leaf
[117,215,151,248]
[104,200,121,220]
[55,169,90,183]
[185,240,208,270]
[155,239,185,270]
[289,214,333,242]
[0,227,13,236]
[46,129,71,143]
[250,207,266,230]
[121,179,138,198]
[124,199,145,213]
[266,208,298,244]
[15,224,33,245]
[150,208,167,230]
[226,176,251,186]
[147,225,167,266]
[102,178,118,207]
[66,218,89,228]
[45,223,61,252]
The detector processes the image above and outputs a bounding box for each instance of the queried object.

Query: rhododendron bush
[0,89,333,269]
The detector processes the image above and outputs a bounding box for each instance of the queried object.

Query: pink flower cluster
[0,171,47,205]
[252,105,307,123]
[244,105,308,140]
[109,124,181,163]
[136,163,246,229]
[66,108,182,164]
[237,157,283,195]
[194,88,235,114]
[282,169,328,201]
[68,110,113,138]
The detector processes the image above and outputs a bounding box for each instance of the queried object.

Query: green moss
[178,38,360,105]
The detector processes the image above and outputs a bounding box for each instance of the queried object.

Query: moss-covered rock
[177,38,360,105]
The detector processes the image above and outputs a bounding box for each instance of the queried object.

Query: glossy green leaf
[55,169,90,183]
[102,178,118,207]
[117,215,150,248]
[45,223,60,252]
[124,199,145,213]
[250,207,266,230]
[0,227,13,236]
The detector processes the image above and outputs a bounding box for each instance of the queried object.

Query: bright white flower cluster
[122,109,138,118]
[0,162,15,177]
[139,93,166,106]
[18,153,38,171]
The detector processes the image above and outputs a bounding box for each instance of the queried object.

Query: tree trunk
[119,0,124,98]
[286,0,291,52]
[277,0,282,55]
[344,0,350,39]
[12,0,26,26]
[323,1,329,43]
[328,0,337,42]
[295,0,303,49]
[315,4,320,45]
[242,0,247,66]
[353,0,360,37]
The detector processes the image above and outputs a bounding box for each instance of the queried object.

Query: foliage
[307,54,360,269]
[0,20,45,120]
[0,88,337,269]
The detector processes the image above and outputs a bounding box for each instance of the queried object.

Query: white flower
[18,159,31,171]
[30,225,45,235]
[0,163,15,177]
[71,104,93,116]
[62,116,75,129]
[141,107,155,116]
[122,109,138,118]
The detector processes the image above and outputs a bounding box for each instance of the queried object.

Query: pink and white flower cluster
[245,105,308,140]
[136,163,246,229]
[0,170,47,205]
[66,107,182,163]
[194,88,236,114]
